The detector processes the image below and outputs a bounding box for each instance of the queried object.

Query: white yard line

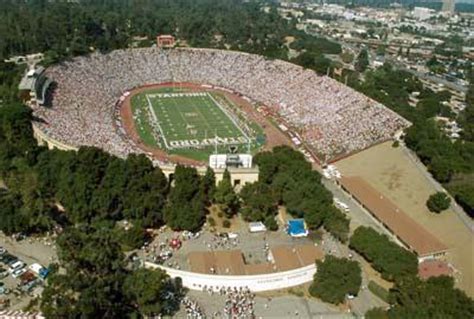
[206,92,250,143]
[146,94,171,150]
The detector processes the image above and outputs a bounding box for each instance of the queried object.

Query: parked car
[11,268,26,279]
[0,254,18,266]
[0,268,8,279]
[29,263,50,280]
[8,261,25,272]
[20,278,39,293]
[0,282,10,295]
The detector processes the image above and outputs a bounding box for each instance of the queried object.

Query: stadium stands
[32,47,410,164]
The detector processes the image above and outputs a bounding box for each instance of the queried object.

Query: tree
[340,51,354,64]
[309,256,362,304]
[121,154,168,227]
[201,167,216,205]
[116,225,150,251]
[426,192,451,213]
[449,183,474,217]
[164,165,206,231]
[40,221,186,318]
[365,307,389,319]
[323,208,350,242]
[350,227,418,282]
[459,82,474,142]
[41,226,129,318]
[291,51,332,75]
[240,181,277,222]
[214,169,239,218]
[355,49,369,73]
[242,146,349,240]
[124,268,184,316]
[0,103,39,175]
[386,276,474,318]
[0,192,25,235]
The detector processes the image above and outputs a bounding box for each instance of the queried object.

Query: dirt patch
[336,142,474,297]
[119,82,292,166]
[206,205,243,233]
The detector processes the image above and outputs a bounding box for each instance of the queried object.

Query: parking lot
[0,233,57,311]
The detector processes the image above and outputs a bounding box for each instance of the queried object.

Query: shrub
[117,226,149,251]
[222,219,231,228]
[207,217,216,227]
[349,226,418,281]
[365,307,389,319]
[426,192,451,213]
[368,280,389,302]
[264,216,278,231]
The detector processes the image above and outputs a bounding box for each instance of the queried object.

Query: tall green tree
[41,226,129,318]
[124,268,185,317]
[241,146,349,239]
[165,165,206,231]
[201,166,216,205]
[386,276,474,318]
[214,169,239,218]
[355,49,369,73]
[309,256,362,304]
[122,154,168,227]
[41,225,184,318]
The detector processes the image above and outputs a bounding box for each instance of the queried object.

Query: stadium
[30,47,410,169]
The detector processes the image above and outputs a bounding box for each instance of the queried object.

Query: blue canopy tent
[287,219,309,237]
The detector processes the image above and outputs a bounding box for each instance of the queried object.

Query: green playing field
[130,88,263,161]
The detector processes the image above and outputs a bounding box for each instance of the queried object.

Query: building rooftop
[418,259,453,280]
[188,244,323,275]
[340,176,448,257]
[18,66,45,91]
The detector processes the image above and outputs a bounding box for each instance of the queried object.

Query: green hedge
[368,280,389,303]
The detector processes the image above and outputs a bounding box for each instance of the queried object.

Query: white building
[413,7,436,21]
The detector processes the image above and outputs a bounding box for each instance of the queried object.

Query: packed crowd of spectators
[221,286,255,319]
[32,47,410,162]
[181,297,205,318]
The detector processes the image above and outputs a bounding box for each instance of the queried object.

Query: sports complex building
[26,47,409,172]
[18,47,429,291]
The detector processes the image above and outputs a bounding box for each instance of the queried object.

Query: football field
[130,89,262,160]
[147,91,249,148]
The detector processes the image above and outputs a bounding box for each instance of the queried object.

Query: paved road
[322,179,396,238]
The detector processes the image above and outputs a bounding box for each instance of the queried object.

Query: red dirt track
[119,82,292,166]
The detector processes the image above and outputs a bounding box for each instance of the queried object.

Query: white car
[228,232,238,239]
[9,261,26,272]
[11,268,26,278]
[323,170,332,179]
